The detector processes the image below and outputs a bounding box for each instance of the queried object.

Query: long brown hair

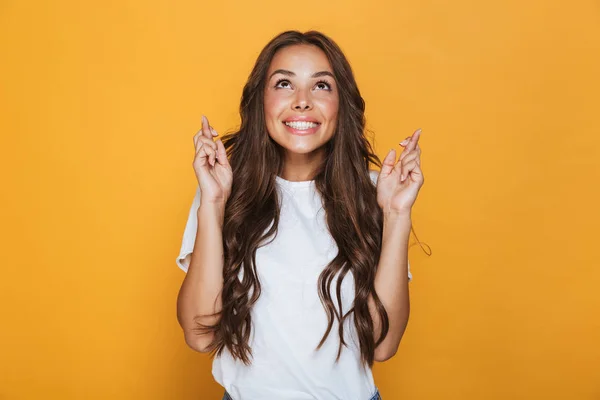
[194,30,394,368]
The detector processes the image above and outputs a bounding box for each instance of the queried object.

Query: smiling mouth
[282,121,321,136]
[283,121,321,130]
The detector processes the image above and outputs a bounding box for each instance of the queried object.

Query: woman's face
[264,44,339,157]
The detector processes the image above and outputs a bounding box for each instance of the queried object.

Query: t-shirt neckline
[275,175,314,189]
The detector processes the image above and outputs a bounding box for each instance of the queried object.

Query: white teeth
[285,121,319,130]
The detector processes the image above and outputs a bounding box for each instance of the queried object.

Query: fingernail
[202,115,207,125]
[400,139,409,146]
[416,128,422,134]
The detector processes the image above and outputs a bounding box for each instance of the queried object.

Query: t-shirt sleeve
[369,169,379,186]
[176,185,201,273]
[369,169,413,282]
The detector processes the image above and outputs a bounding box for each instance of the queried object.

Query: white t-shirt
[176,170,411,400]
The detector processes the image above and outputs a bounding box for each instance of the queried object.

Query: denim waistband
[222,388,381,400]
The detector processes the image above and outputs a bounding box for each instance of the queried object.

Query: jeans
[222,388,382,400]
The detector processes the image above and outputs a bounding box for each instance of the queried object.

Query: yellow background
[1,0,599,398]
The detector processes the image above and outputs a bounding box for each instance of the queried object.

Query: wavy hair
[194,30,394,368]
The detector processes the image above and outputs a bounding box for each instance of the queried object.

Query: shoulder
[368,169,380,186]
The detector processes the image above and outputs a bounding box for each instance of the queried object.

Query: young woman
[176,30,424,400]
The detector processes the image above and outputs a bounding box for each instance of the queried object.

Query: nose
[292,89,313,111]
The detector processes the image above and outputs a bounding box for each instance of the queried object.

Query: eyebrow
[269,69,335,80]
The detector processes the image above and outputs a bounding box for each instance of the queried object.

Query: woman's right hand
[193,115,233,206]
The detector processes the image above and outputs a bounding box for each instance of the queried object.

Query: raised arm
[176,115,232,352]
[370,128,424,361]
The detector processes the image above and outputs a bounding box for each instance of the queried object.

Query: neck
[281,147,325,181]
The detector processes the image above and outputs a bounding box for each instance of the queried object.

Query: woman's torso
[212,175,378,400]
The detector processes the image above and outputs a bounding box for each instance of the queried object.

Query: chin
[276,135,326,155]
[271,127,330,151]
[283,145,319,155]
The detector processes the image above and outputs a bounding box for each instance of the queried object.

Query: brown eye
[315,81,332,91]
[275,79,291,89]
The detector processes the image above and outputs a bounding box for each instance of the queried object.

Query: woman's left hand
[376,128,424,215]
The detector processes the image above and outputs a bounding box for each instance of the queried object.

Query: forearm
[176,202,225,349]
[369,212,412,361]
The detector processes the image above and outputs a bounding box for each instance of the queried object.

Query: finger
[413,163,424,181]
[404,162,424,183]
[203,144,216,166]
[215,139,230,166]
[193,131,201,149]
[205,138,216,166]
[195,141,206,159]
[196,140,216,160]
[392,153,404,180]
[413,144,421,166]
[209,149,216,166]
[202,115,213,139]
[380,149,396,177]
[196,143,215,163]
[198,137,217,151]
[210,126,219,137]
[399,136,412,161]
[194,127,215,149]
[401,149,419,166]
[194,142,208,167]
[400,129,421,161]
[399,136,411,147]
[410,128,422,149]
[201,141,215,156]
[400,160,418,182]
